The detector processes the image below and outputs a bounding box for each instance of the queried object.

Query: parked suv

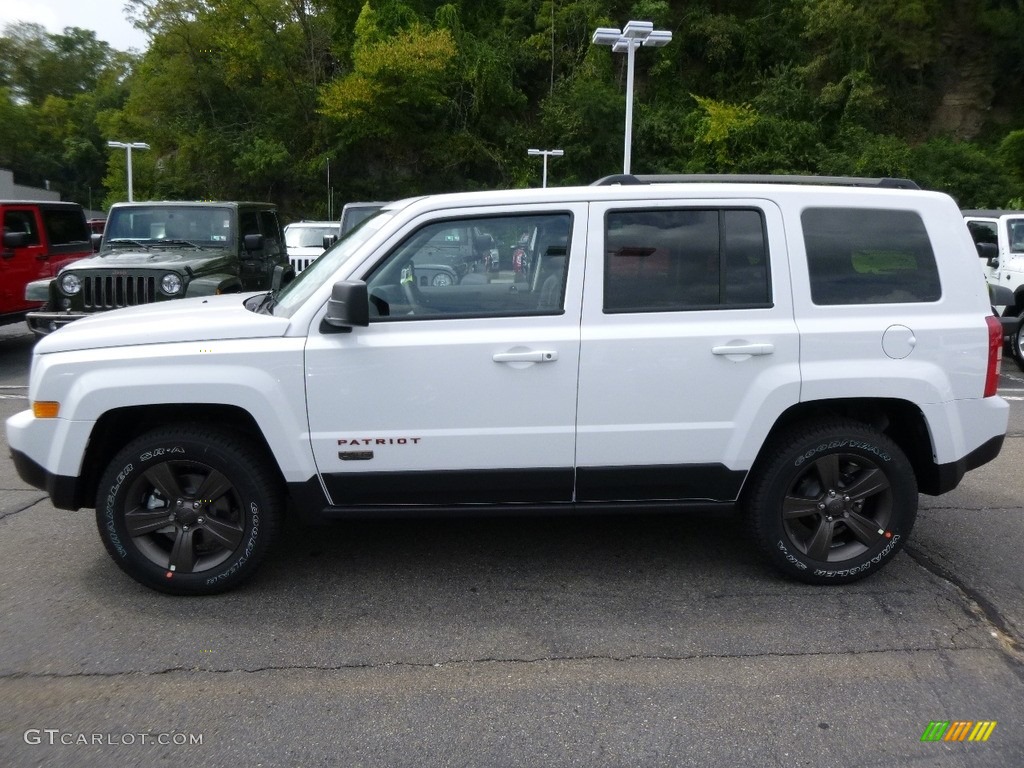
[339,201,386,235]
[24,200,291,335]
[963,209,1024,368]
[7,176,1009,594]
[1,201,93,326]
[284,220,340,274]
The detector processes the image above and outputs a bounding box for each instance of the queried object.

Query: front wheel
[745,419,917,584]
[95,426,282,595]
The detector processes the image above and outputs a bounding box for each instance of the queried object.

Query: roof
[108,200,276,209]
[592,174,921,189]
[0,200,85,209]
[962,209,1024,218]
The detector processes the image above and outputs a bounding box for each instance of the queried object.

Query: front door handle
[493,350,558,363]
[711,343,775,356]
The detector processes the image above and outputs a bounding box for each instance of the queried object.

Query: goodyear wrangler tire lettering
[94,426,282,596]
[746,419,917,585]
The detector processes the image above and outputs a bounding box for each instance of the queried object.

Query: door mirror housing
[243,233,264,253]
[3,231,30,249]
[322,280,369,331]
[975,242,998,266]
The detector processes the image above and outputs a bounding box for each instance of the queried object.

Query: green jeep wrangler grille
[82,274,158,310]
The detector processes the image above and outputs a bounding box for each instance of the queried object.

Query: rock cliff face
[929,25,996,140]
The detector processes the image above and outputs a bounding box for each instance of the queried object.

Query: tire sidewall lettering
[205,503,260,587]
[102,461,134,558]
[810,534,902,578]
[793,439,890,468]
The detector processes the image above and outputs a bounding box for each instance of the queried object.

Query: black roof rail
[591,173,921,189]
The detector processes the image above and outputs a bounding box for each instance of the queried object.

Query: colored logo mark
[921,721,997,742]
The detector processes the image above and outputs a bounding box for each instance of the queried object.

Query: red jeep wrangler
[1,201,93,326]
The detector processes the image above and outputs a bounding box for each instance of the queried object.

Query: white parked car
[284,220,341,274]
[963,209,1024,369]
[7,176,1009,594]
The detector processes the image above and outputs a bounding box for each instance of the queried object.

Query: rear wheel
[95,426,282,595]
[746,419,917,584]
[1012,314,1024,371]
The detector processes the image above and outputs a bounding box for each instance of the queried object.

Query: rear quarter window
[802,208,940,305]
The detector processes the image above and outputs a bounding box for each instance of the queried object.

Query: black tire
[745,419,917,585]
[1012,315,1024,372]
[95,426,282,595]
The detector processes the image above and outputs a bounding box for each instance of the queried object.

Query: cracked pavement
[1,324,1023,767]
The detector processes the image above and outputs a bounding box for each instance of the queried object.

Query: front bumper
[10,447,84,510]
[25,310,90,336]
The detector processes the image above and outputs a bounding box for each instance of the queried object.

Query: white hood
[37,294,291,353]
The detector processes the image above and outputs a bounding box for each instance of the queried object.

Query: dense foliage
[2,0,1023,219]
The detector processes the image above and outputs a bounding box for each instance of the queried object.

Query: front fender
[185,275,243,297]
[25,278,54,302]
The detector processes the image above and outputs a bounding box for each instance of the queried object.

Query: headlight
[160,273,183,295]
[59,274,82,295]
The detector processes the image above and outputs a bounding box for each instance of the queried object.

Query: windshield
[105,205,234,246]
[272,210,395,316]
[285,224,339,248]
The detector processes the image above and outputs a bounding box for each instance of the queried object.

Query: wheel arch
[78,404,284,510]
[185,274,243,297]
[746,398,938,498]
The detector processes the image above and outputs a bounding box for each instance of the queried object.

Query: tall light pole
[107,141,150,201]
[528,148,564,188]
[592,21,672,175]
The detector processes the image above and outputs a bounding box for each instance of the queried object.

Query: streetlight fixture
[592,20,672,174]
[107,141,151,201]
[528,148,564,188]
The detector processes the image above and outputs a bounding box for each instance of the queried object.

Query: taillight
[984,315,1002,398]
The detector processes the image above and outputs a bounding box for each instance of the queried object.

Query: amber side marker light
[32,401,60,419]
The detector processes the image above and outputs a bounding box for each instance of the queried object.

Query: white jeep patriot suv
[7,175,1010,594]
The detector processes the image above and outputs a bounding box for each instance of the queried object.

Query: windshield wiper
[107,238,151,249]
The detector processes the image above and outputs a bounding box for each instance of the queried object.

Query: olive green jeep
[25,201,292,335]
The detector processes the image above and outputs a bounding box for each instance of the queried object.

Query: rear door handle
[493,350,558,363]
[711,343,775,356]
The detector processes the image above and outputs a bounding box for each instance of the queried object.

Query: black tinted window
[42,209,90,245]
[802,208,940,305]
[603,208,770,313]
[3,209,41,245]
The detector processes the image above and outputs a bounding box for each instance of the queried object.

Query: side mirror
[3,231,30,249]
[975,242,997,261]
[323,234,339,249]
[322,280,369,332]
[243,233,264,252]
[271,264,292,291]
[91,233,103,252]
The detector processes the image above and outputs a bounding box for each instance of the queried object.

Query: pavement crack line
[905,544,1024,670]
[0,645,1004,680]
[0,492,49,521]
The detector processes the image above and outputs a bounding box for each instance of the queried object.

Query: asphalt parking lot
[1,321,1022,767]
